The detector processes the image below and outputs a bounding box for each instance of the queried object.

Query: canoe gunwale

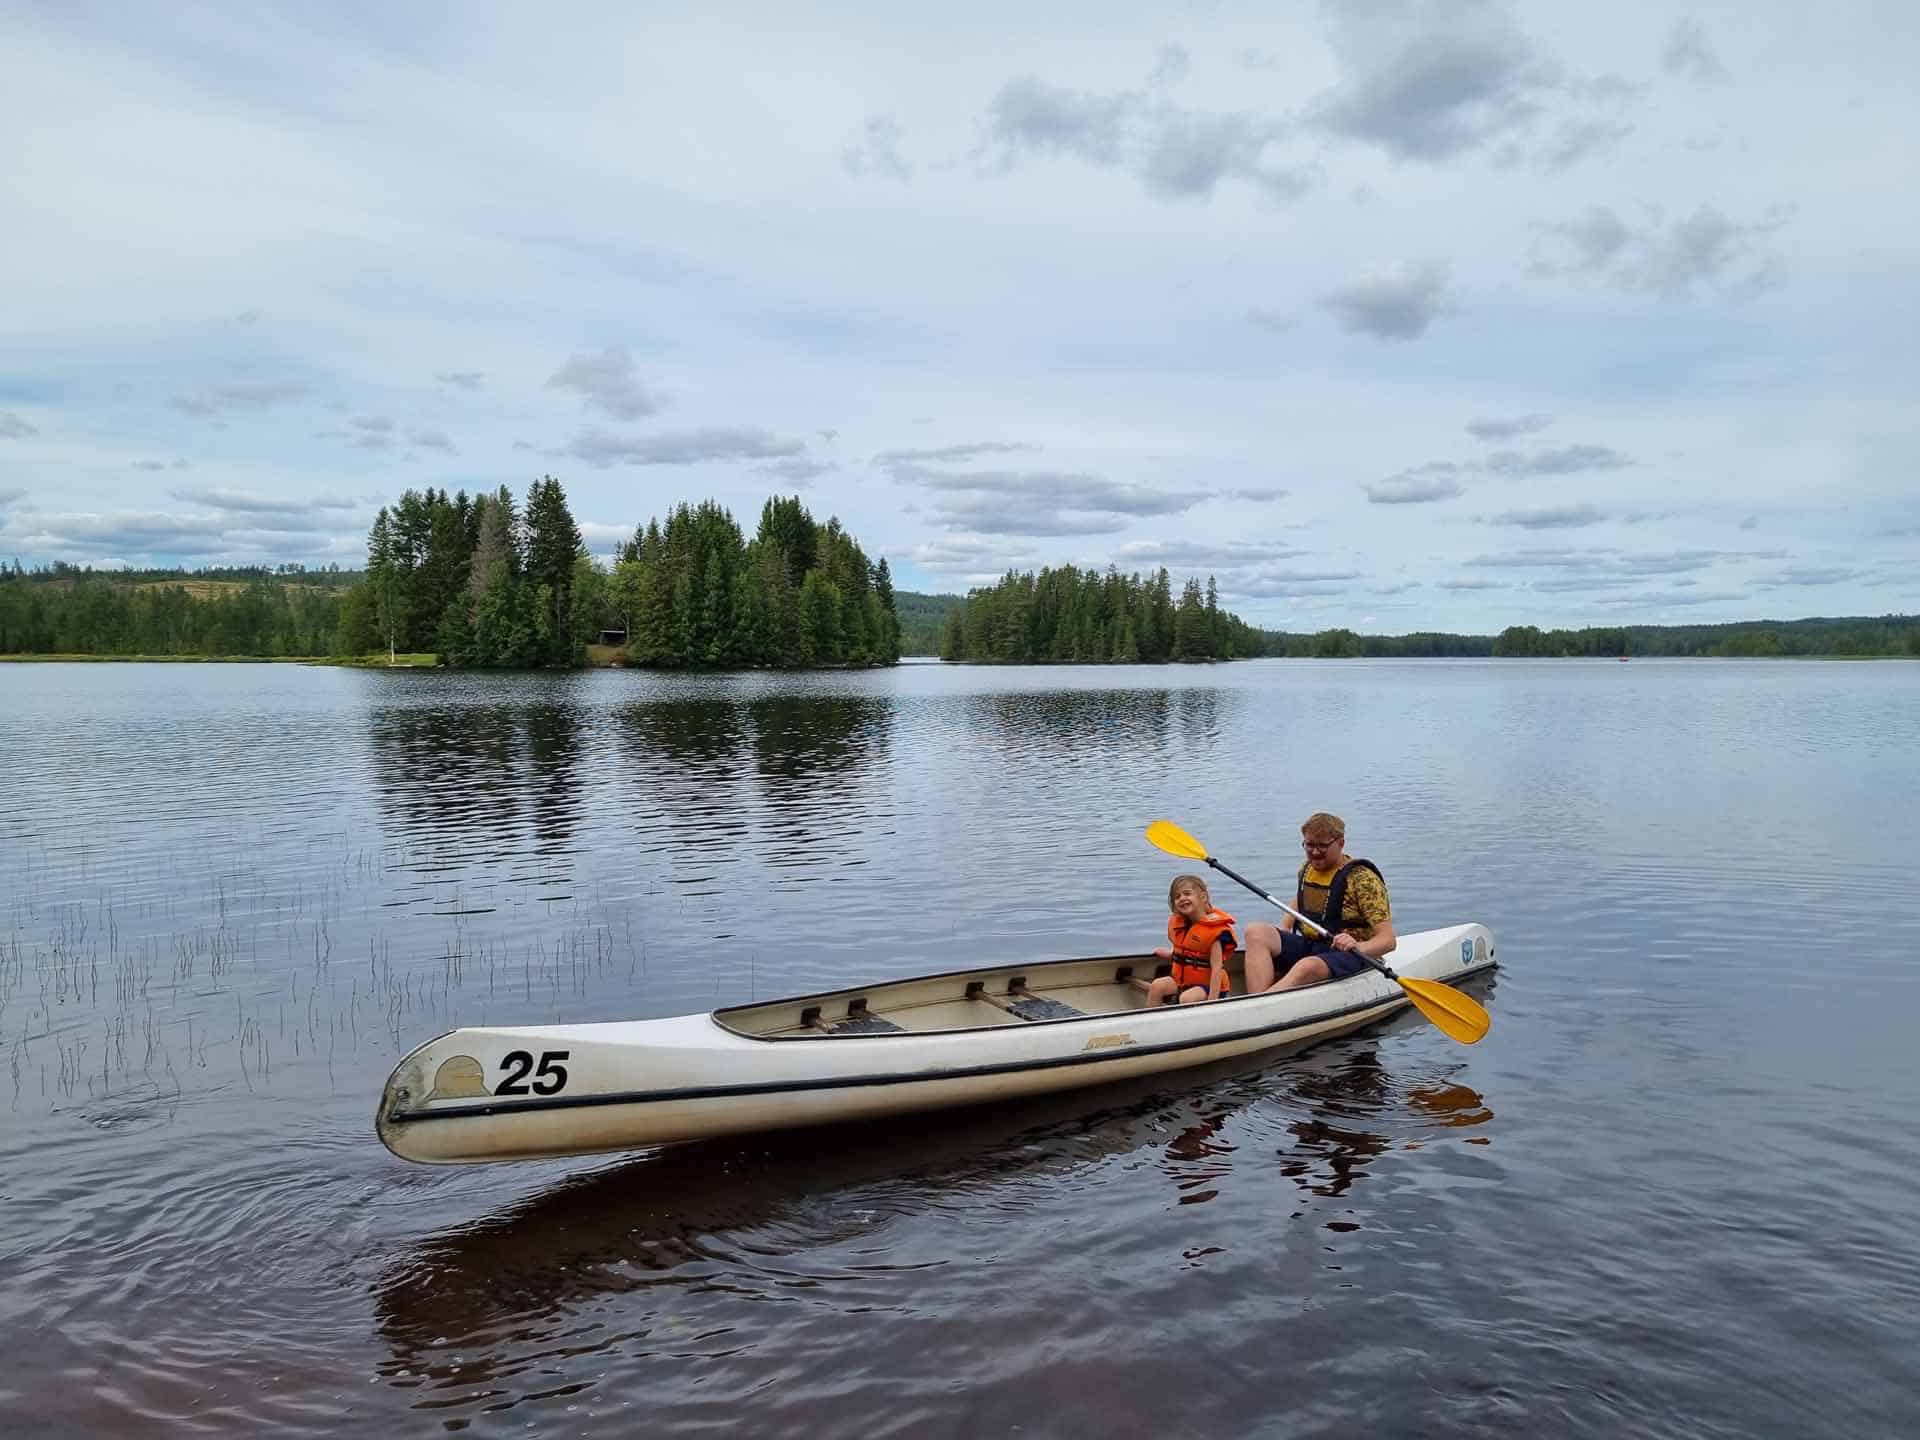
[382,959,1495,1129]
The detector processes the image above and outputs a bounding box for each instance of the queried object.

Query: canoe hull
[377,923,1495,1163]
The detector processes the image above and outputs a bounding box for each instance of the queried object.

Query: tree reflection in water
[963,688,1237,763]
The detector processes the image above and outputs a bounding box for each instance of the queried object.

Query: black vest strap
[1297,858,1381,938]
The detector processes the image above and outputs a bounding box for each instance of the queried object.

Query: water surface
[3,658,1917,1435]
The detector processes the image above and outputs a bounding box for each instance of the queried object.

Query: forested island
[937,566,1264,662]
[335,482,900,669]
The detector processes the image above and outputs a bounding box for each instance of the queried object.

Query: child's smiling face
[1172,882,1208,918]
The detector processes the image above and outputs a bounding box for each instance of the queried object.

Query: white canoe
[376,923,1496,1164]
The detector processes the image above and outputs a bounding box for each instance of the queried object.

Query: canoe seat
[799,999,907,1035]
[964,979,1085,1023]
[1005,995,1085,1022]
[830,1012,907,1035]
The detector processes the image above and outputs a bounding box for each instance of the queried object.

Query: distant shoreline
[5,652,1914,667]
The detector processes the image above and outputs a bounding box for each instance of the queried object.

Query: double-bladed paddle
[1144,819,1490,1045]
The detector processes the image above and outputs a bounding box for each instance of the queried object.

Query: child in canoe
[1149,874,1237,1005]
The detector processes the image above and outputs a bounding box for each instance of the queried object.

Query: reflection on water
[746,696,894,879]
[964,686,1234,759]
[1163,1110,1235,1208]
[372,1031,1504,1426]
[373,1071,1250,1420]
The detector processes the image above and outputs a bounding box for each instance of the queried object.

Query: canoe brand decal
[1475,936,1487,961]
[1083,1032,1133,1051]
[495,1049,571,1097]
[427,1055,487,1101]
[1460,939,1473,965]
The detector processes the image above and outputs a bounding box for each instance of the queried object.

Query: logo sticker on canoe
[1460,939,1473,965]
[1083,1032,1133,1051]
[427,1055,487,1100]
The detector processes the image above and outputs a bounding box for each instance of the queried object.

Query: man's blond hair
[1300,812,1345,841]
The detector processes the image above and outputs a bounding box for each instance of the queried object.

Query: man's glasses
[1301,838,1339,852]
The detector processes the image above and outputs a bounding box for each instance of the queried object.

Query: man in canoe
[1242,812,1396,992]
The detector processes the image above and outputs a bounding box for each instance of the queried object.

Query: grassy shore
[0,652,317,663]
[306,653,439,668]
[1,652,438,666]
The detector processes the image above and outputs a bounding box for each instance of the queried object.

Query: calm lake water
[3,658,1917,1436]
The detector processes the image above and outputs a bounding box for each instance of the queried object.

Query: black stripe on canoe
[384,969,1492,1127]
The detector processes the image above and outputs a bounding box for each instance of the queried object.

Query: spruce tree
[523,475,583,665]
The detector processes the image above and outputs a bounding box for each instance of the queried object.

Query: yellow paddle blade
[1144,819,1209,861]
[1398,976,1491,1046]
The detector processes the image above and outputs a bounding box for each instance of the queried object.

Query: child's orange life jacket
[1167,910,1237,994]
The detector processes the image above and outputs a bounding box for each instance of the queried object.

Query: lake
[3,658,1917,1436]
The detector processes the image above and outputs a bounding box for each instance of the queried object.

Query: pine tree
[523,475,583,665]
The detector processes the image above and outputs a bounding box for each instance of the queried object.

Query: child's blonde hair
[1167,873,1212,911]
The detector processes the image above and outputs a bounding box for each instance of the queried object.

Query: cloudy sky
[3,1,1915,631]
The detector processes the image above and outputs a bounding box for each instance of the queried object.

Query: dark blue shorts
[1276,930,1369,982]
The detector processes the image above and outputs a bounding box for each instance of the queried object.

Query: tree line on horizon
[1259,617,1920,659]
[937,565,1265,663]
[4,552,1918,662]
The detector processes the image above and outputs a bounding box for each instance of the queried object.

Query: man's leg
[1243,922,1282,991]
[1270,952,1331,990]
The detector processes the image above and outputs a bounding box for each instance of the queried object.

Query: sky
[3,1,1916,633]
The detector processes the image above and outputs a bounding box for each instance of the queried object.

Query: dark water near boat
[3,659,1917,1436]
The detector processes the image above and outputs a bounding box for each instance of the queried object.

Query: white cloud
[1534,205,1787,302]
[1484,504,1608,529]
[1664,20,1727,83]
[843,116,912,182]
[1321,261,1452,341]
[168,382,308,419]
[1467,414,1552,441]
[1485,444,1632,477]
[1364,464,1465,504]
[562,426,805,469]
[546,347,665,421]
[982,75,1315,204]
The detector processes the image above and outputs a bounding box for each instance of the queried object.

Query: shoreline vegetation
[2,475,1915,663]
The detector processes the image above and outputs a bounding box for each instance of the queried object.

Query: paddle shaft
[1202,856,1403,982]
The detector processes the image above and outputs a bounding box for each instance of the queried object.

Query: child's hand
[1153,945,1173,960]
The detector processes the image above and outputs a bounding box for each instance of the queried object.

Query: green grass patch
[0,653,324,663]
[307,653,439,668]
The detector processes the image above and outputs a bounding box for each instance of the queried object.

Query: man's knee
[1279,955,1330,989]
[1245,921,1281,950]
